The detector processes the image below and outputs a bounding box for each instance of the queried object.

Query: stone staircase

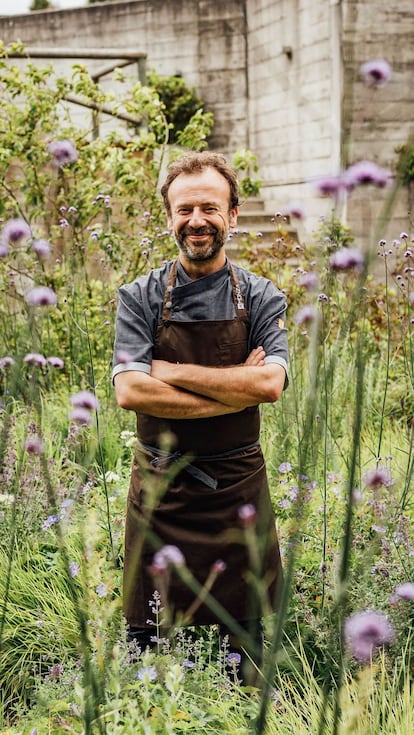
[226,197,298,261]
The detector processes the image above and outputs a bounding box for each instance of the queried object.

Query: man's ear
[229,206,238,229]
[167,214,173,232]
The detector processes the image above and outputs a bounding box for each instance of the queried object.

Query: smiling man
[112,151,288,682]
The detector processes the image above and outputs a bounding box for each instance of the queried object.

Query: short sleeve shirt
[112,259,288,384]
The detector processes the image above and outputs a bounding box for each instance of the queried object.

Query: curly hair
[160,151,239,214]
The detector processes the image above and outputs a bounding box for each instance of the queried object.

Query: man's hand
[244,346,266,366]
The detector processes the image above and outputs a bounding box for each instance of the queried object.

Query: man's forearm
[151,360,285,407]
[114,371,242,418]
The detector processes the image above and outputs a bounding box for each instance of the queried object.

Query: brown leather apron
[123,260,282,627]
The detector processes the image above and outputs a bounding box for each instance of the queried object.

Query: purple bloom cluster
[25,286,57,307]
[330,247,365,272]
[294,305,318,326]
[69,390,100,425]
[25,436,45,455]
[344,610,394,662]
[363,466,393,489]
[238,503,257,525]
[314,161,392,198]
[1,218,31,244]
[32,239,52,260]
[360,59,392,88]
[48,139,78,167]
[152,544,185,572]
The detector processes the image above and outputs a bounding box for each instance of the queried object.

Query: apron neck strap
[161,258,248,322]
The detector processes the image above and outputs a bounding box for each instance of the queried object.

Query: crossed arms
[114,347,286,419]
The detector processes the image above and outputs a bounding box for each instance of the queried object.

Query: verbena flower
[25,436,45,455]
[24,353,47,367]
[393,582,414,601]
[153,544,185,568]
[360,59,392,88]
[48,139,78,167]
[298,271,318,290]
[25,286,57,307]
[70,390,100,411]
[343,161,391,190]
[330,247,365,272]
[238,503,256,525]
[32,239,52,260]
[226,652,241,665]
[344,610,394,662]
[285,201,306,220]
[0,356,15,369]
[47,356,64,368]
[314,175,343,197]
[116,349,134,364]
[294,305,318,326]
[2,218,31,243]
[409,291,414,305]
[0,242,10,257]
[363,466,393,488]
[69,407,92,426]
[211,559,226,574]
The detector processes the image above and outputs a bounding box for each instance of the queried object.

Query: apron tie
[138,440,261,490]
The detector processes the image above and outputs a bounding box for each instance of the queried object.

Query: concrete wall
[1,0,413,244]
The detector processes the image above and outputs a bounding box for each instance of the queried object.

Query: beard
[175,225,228,263]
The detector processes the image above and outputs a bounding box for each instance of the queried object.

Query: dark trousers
[128,619,263,686]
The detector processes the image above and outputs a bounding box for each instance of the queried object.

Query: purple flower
[211,559,227,574]
[330,247,365,272]
[363,466,393,489]
[47,356,64,368]
[285,201,306,220]
[278,462,292,474]
[314,175,343,197]
[238,503,257,525]
[298,272,318,290]
[2,218,31,243]
[0,356,15,369]
[32,239,52,260]
[116,349,134,364]
[409,291,414,306]
[25,286,57,307]
[136,666,157,682]
[69,561,80,578]
[24,353,47,367]
[70,390,100,411]
[393,582,414,601]
[343,161,391,191]
[294,305,318,326]
[360,59,392,88]
[25,436,45,455]
[42,514,60,530]
[153,544,185,568]
[48,139,78,167]
[226,652,241,665]
[344,610,394,662]
[0,242,10,257]
[96,583,108,598]
[69,407,92,426]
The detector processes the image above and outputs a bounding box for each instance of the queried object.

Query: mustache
[181,226,216,236]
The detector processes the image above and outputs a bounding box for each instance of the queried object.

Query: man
[112,151,288,681]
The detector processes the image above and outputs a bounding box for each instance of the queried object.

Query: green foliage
[146,70,208,145]
[30,0,52,9]
[395,134,414,185]
[232,148,263,200]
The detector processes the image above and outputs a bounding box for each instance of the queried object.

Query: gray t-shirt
[112,259,288,382]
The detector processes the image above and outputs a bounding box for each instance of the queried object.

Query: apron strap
[160,259,248,325]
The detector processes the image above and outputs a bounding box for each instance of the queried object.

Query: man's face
[166,167,238,267]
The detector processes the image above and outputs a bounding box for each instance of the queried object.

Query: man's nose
[188,208,206,227]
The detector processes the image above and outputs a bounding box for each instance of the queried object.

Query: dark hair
[160,151,240,213]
